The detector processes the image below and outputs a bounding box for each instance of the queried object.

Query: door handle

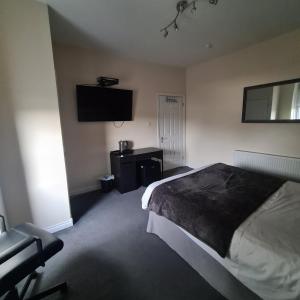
[161,137,164,143]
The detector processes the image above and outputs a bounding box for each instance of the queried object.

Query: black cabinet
[115,161,138,193]
[139,160,162,187]
[110,147,163,194]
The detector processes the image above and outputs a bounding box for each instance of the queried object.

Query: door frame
[156,93,186,167]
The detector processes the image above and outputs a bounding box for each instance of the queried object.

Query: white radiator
[233,150,300,182]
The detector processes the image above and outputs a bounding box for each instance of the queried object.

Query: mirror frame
[242,77,300,123]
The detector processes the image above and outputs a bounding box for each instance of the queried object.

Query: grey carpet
[31,167,227,300]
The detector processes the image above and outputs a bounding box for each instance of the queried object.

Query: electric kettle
[119,140,130,153]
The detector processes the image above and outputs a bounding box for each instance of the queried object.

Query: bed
[141,151,300,300]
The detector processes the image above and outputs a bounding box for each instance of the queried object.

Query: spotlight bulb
[191,2,197,12]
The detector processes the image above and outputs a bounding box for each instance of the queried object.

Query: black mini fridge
[139,160,162,187]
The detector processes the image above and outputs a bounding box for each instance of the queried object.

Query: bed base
[147,212,261,300]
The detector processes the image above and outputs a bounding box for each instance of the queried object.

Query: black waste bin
[139,160,161,187]
[100,175,114,192]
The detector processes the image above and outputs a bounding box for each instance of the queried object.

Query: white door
[158,95,185,170]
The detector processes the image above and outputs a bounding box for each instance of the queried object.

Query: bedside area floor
[32,167,227,300]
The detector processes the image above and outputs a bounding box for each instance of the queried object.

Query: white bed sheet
[142,172,300,300]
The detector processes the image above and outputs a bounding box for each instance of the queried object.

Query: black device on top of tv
[96,77,119,87]
[76,85,133,122]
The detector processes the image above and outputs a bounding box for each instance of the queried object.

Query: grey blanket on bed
[148,163,285,257]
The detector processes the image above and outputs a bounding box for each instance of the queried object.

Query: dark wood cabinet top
[110,147,163,157]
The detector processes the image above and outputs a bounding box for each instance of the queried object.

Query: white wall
[0,0,72,229]
[186,29,300,168]
[53,44,186,195]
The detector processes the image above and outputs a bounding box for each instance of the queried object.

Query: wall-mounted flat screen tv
[76,85,133,122]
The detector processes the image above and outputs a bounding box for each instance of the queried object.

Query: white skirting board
[44,218,73,233]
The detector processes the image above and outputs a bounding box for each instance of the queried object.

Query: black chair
[0,214,67,299]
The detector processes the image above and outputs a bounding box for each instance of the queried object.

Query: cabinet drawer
[119,162,138,193]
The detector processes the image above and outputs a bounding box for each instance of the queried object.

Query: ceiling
[44,0,300,66]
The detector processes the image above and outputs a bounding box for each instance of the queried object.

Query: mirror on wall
[242,78,300,123]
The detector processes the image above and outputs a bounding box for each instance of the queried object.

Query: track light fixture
[160,0,219,38]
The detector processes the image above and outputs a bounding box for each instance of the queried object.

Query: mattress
[143,172,300,300]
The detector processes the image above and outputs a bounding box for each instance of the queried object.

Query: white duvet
[142,172,300,300]
[228,181,300,300]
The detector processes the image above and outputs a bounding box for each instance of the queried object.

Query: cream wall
[0,0,72,229]
[53,44,186,195]
[186,29,300,168]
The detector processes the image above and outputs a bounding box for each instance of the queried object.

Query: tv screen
[76,85,133,122]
